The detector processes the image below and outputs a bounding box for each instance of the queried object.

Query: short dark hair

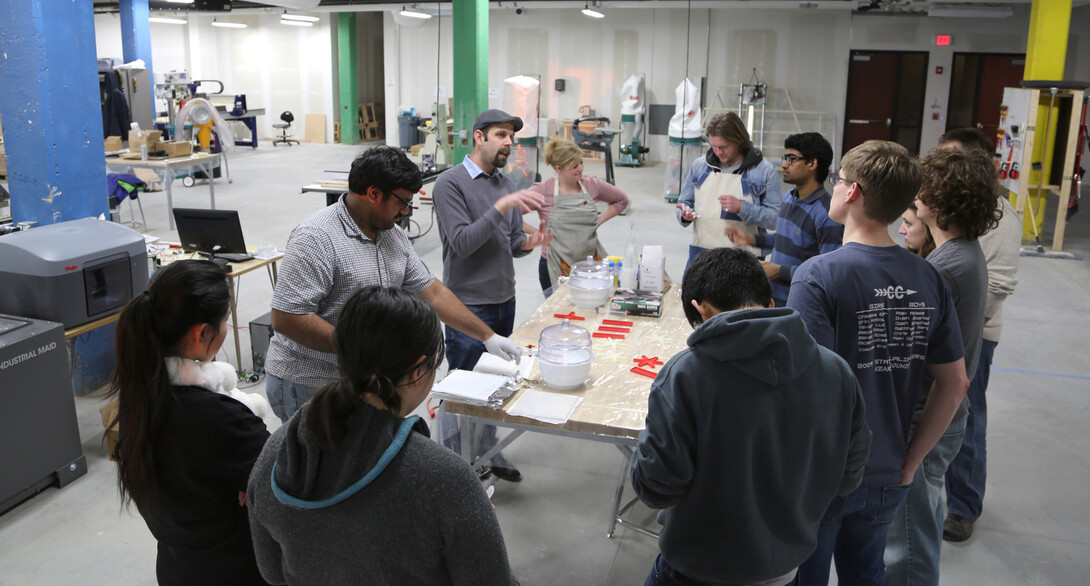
[940,128,994,154]
[785,132,834,182]
[918,147,1003,240]
[682,248,772,327]
[840,140,922,225]
[306,286,445,450]
[348,145,423,197]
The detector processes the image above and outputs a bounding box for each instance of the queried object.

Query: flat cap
[473,109,523,134]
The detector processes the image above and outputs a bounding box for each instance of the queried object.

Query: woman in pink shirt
[529,138,630,294]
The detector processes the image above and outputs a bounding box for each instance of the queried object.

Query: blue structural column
[0,1,115,394]
[119,0,156,116]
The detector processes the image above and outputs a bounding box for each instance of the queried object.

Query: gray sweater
[432,158,529,305]
[247,402,516,585]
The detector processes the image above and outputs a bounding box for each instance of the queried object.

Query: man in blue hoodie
[631,247,871,586]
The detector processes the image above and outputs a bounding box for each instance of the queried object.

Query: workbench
[443,283,689,538]
[106,153,220,230]
[222,108,265,149]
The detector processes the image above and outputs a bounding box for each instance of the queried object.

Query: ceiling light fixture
[280,19,313,26]
[399,5,433,19]
[581,3,604,19]
[149,16,187,25]
[163,0,194,4]
[211,19,247,28]
[281,13,320,22]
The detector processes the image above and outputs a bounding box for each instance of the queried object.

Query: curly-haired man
[884,146,1003,586]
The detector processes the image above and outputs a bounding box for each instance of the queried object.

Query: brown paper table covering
[443,283,690,440]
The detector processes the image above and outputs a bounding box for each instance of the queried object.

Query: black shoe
[476,466,492,482]
[943,513,974,542]
[491,465,522,482]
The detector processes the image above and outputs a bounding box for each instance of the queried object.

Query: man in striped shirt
[728,132,843,307]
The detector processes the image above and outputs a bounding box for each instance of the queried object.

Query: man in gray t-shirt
[431,109,552,482]
[884,147,1001,586]
[265,146,522,422]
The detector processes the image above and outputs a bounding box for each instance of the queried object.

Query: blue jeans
[798,483,911,586]
[685,245,709,272]
[645,554,798,586]
[884,414,968,586]
[265,374,322,422]
[439,298,516,464]
[946,339,997,521]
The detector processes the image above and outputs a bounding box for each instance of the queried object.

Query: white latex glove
[484,334,522,365]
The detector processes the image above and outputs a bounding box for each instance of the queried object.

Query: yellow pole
[1015,0,1072,239]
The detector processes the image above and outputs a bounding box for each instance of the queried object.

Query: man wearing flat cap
[432,109,552,483]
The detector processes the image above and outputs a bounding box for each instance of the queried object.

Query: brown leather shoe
[943,513,974,542]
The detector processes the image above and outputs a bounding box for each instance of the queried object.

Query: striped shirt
[265,195,435,386]
[755,186,843,306]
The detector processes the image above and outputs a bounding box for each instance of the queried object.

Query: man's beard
[492,149,510,168]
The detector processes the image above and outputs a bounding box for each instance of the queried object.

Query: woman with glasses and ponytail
[247,286,516,585]
[108,260,271,585]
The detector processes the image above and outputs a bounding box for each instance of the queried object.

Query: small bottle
[140,144,148,160]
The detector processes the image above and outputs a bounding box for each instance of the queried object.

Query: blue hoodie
[632,307,871,584]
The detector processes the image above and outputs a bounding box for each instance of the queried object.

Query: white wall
[94,13,336,142]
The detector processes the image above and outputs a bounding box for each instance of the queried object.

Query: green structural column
[338,12,360,145]
[1015,0,1072,238]
[452,0,489,162]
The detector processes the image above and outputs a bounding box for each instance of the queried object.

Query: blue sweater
[632,308,871,583]
[755,186,843,306]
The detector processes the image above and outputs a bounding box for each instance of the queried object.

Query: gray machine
[0,314,88,515]
[0,218,149,328]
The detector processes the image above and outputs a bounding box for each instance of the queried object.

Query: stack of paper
[431,370,518,408]
[507,390,583,425]
[473,353,536,379]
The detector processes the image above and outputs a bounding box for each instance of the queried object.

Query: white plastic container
[566,256,613,309]
[537,319,594,391]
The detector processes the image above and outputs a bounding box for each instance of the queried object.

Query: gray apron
[545,180,608,286]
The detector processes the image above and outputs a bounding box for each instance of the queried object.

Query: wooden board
[304,113,326,143]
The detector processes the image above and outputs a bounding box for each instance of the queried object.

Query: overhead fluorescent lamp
[280,19,313,26]
[164,0,194,4]
[149,17,187,25]
[211,19,247,28]
[281,13,320,22]
[399,6,432,19]
[582,4,604,19]
[928,5,1013,18]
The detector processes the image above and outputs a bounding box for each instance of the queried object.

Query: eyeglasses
[782,154,806,165]
[390,191,414,211]
[829,175,862,194]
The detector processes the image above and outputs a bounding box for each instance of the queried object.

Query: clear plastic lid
[569,256,612,290]
[538,319,593,364]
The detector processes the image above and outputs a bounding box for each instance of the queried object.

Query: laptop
[172,208,253,262]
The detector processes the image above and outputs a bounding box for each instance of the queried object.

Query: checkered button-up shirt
[265,195,434,386]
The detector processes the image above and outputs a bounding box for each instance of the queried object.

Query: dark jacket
[247,401,516,585]
[142,385,270,586]
[102,70,131,139]
[631,308,871,584]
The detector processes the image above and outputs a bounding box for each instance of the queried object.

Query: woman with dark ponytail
[109,260,270,585]
[247,286,517,585]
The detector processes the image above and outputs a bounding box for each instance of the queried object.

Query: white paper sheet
[473,353,536,379]
[507,390,583,425]
[430,370,509,403]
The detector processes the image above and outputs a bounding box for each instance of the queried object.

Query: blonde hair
[545,138,583,170]
[840,140,922,224]
[705,112,752,152]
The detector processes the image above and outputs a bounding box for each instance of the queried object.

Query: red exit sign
[936,35,952,46]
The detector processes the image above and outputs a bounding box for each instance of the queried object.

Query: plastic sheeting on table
[444,283,690,439]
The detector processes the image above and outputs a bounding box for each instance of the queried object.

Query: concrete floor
[1,142,1088,584]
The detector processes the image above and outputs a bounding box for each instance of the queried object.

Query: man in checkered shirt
[265,146,522,422]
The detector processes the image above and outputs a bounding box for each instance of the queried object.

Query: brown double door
[843,51,929,157]
[947,53,1025,142]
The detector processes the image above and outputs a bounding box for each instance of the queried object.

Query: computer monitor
[172,208,248,255]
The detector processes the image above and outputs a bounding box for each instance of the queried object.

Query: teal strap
[270,415,419,509]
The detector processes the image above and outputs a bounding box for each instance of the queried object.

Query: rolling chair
[273,111,300,146]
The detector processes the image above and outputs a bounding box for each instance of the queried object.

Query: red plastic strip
[553,312,586,321]
[602,319,634,326]
[598,326,631,333]
[633,355,664,368]
[593,332,625,339]
[630,366,658,378]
